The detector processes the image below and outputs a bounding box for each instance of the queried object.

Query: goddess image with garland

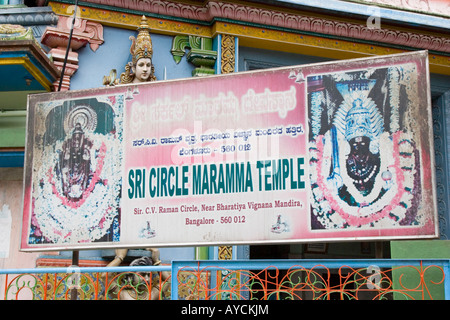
[308,65,424,230]
[28,97,124,245]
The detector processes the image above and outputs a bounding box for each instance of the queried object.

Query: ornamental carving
[42,16,104,52]
[206,2,450,53]
[171,35,217,77]
[0,24,34,40]
[41,15,104,90]
[221,34,235,74]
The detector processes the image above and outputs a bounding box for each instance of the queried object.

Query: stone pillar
[219,34,236,75]
[218,34,237,261]
[40,15,103,91]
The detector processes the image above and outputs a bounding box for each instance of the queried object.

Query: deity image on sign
[103,16,157,86]
[29,96,124,244]
[308,65,424,230]
[58,107,96,201]
[139,221,156,239]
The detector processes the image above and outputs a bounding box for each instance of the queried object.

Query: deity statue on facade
[101,14,162,288]
[103,15,157,86]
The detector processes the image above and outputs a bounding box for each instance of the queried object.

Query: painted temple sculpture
[101,16,162,297]
[103,16,157,86]
[308,65,424,230]
[103,248,170,300]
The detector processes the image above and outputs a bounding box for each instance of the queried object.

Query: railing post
[70,250,79,300]
[3,274,8,300]
[171,262,178,300]
[444,260,450,300]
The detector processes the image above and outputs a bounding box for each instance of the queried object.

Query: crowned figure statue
[103,16,157,86]
[102,17,163,294]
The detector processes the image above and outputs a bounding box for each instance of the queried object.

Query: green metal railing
[1,259,449,300]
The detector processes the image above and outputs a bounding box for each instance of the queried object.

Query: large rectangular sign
[21,51,438,251]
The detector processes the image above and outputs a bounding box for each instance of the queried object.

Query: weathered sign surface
[21,51,438,251]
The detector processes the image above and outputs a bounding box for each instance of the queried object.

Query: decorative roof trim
[0,40,60,90]
[0,6,59,26]
[48,0,450,55]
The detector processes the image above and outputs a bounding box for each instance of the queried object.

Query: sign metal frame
[21,51,438,251]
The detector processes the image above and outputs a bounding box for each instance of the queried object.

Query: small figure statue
[104,248,170,300]
[103,16,157,86]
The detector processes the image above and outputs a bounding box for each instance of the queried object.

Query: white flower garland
[32,133,122,243]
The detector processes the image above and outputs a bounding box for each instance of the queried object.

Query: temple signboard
[21,51,438,251]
